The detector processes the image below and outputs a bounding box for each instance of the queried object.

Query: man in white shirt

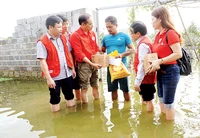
[37,15,76,112]
[131,21,156,112]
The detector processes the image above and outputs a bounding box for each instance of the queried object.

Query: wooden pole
[175,4,199,60]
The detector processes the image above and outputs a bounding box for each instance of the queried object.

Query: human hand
[146,59,160,74]
[134,85,141,92]
[47,78,56,89]
[115,54,122,58]
[98,51,104,54]
[92,63,102,69]
[72,68,76,79]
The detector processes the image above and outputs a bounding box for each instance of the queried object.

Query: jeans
[157,64,180,109]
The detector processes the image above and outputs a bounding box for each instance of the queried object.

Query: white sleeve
[36,41,47,59]
[135,43,151,86]
[67,41,72,52]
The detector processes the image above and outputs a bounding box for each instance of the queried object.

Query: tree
[182,22,200,47]
[126,0,155,26]
[182,22,200,53]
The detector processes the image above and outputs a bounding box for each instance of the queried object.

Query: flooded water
[0,61,200,138]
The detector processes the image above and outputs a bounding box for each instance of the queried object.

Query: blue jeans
[157,64,180,109]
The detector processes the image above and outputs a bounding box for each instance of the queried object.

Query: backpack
[166,30,192,76]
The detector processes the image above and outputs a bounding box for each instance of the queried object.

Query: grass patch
[0,78,14,82]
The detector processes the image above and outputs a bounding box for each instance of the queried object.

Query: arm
[71,33,102,69]
[159,42,182,63]
[101,36,107,53]
[39,59,56,89]
[69,52,76,78]
[67,42,76,78]
[116,34,135,58]
[70,33,87,61]
[36,41,55,88]
[101,46,106,53]
[147,30,182,73]
[134,44,150,92]
[119,43,135,58]
[82,57,102,69]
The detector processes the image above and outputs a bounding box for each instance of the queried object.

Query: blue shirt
[102,32,132,66]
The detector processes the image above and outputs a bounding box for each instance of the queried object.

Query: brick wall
[0,8,97,80]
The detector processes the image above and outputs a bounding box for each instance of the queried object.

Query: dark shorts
[107,68,129,92]
[139,84,156,101]
[72,67,81,90]
[49,76,74,104]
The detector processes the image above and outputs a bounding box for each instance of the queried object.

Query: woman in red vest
[147,6,182,120]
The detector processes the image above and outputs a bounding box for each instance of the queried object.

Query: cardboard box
[143,53,159,73]
[91,54,109,68]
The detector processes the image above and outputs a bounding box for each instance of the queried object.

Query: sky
[0,0,129,38]
[1,0,200,38]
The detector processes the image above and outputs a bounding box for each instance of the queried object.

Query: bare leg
[146,101,154,112]
[166,108,175,120]
[123,92,130,101]
[74,89,81,100]
[159,102,166,114]
[66,99,76,107]
[141,97,147,104]
[112,90,118,100]
[81,88,88,103]
[50,104,60,112]
[92,86,99,100]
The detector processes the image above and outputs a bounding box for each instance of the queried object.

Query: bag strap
[165,29,174,54]
[165,29,170,44]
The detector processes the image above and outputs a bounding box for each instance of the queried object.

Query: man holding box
[70,13,102,103]
[131,21,156,112]
[102,16,134,101]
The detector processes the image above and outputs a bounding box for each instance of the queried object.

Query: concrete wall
[0,8,97,80]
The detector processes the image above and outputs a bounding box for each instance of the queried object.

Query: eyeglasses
[129,29,135,35]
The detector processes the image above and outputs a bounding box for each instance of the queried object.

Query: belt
[160,64,176,70]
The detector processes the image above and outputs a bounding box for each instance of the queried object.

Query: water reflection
[0,61,199,138]
[0,108,44,138]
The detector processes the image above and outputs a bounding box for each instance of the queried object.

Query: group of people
[36,6,182,121]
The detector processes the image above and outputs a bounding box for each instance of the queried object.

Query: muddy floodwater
[0,61,200,138]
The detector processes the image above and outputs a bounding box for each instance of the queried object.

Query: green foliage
[126,0,161,28]
[126,0,152,27]
[126,1,200,53]
[126,7,136,26]
[182,22,200,54]
[99,32,105,45]
[182,22,200,47]
[0,78,14,82]
[127,0,157,12]
[7,37,12,39]
[126,0,174,27]
[148,32,157,42]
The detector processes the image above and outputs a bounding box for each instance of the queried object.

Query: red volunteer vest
[39,34,73,77]
[134,36,156,84]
